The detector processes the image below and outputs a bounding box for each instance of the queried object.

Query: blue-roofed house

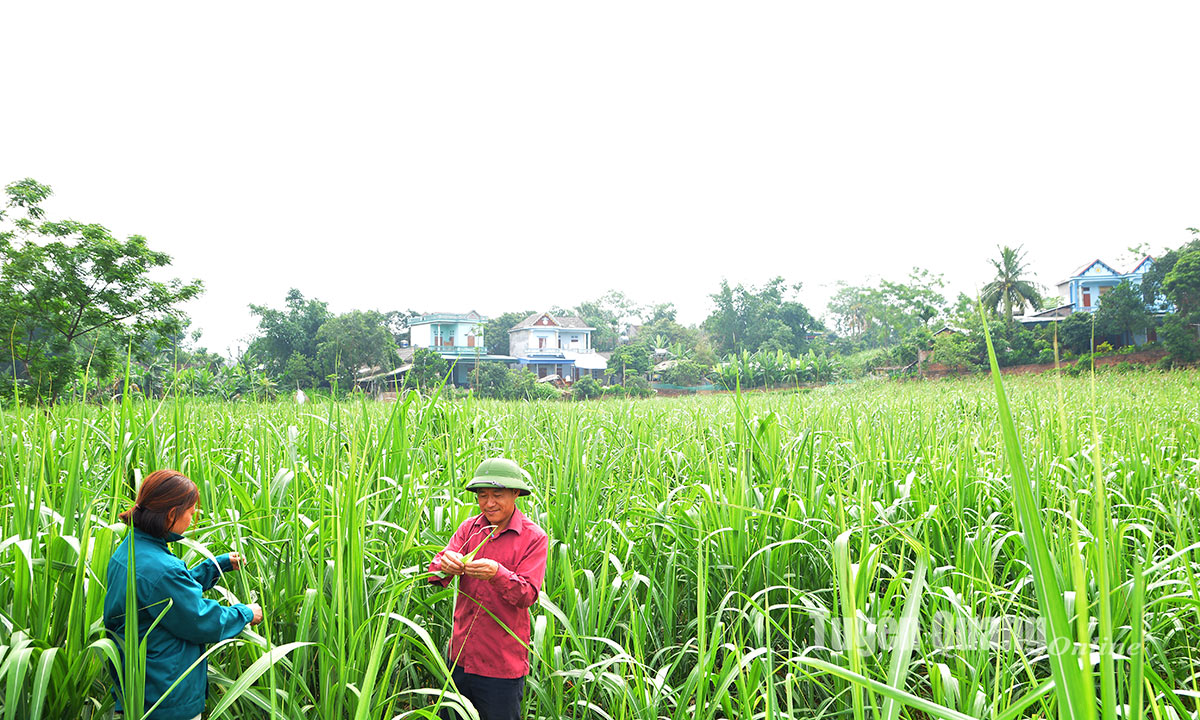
[508,312,608,381]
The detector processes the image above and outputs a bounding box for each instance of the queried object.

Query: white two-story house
[406,311,515,386]
[508,312,608,381]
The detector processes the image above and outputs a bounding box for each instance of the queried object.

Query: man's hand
[247,603,264,626]
[229,552,246,571]
[464,558,500,581]
[438,550,467,576]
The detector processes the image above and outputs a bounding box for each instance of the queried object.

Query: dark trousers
[440,666,525,720]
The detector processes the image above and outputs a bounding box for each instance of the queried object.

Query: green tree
[1161,314,1200,363]
[567,290,643,351]
[661,359,707,386]
[1140,229,1200,311]
[315,310,400,390]
[826,268,947,349]
[606,341,652,384]
[1163,249,1200,320]
[484,310,534,356]
[407,347,449,390]
[0,178,204,401]
[704,277,822,356]
[571,375,601,400]
[826,283,876,340]
[980,245,1042,321]
[473,362,516,399]
[929,333,977,371]
[246,289,331,380]
[638,302,715,365]
[1059,312,1099,355]
[279,351,317,390]
[1095,280,1153,346]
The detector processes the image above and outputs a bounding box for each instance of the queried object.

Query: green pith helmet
[464,457,534,496]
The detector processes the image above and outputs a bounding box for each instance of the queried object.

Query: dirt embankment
[923,349,1168,378]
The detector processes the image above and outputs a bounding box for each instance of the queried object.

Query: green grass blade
[978,305,1092,719]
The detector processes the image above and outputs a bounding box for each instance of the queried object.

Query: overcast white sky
[2,3,1198,355]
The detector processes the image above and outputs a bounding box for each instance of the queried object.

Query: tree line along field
[2,370,1200,719]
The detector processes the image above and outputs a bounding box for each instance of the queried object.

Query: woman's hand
[247,603,264,625]
[229,552,246,571]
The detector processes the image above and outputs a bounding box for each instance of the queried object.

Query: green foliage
[314,310,399,391]
[713,348,842,387]
[638,303,717,365]
[483,311,533,356]
[1140,229,1200,311]
[6,375,1200,716]
[623,375,653,397]
[571,375,602,400]
[246,289,331,381]
[1095,280,1153,346]
[279,351,318,391]
[509,369,561,400]
[661,360,707,387]
[1059,312,1099,355]
[472,361,516,399]
[704,277,822,356]
[564,290,642,352]
[407,347,449,390]
[1161,314,1200,364]
[980,245,1042,320]
[1163,249,1200,320]
[606,341,652,384]
[826,268,947,350]
[0,179,204,402]
[929,333,977,370]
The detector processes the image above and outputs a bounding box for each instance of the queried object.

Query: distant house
[406,311,515,386]
[508,312,608,381]
[1018,256,1160,343]
[1057,256,1154,313]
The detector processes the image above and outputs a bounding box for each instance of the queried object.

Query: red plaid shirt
[429,508,549,678]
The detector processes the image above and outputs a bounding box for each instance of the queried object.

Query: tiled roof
[1061,256,1154,284]
[1125,255,1153,274]
[510,312,593,331]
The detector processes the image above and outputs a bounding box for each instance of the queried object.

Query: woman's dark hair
[119,470,199,538]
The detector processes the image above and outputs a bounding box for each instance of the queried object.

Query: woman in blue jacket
[104,470,263,720]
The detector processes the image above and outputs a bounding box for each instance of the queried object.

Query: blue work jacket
[104,529,253,720]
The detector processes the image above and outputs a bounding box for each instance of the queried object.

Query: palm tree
[981,245,1042,321]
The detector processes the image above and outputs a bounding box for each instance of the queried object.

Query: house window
[1082,289,1091,308]
[538,337,546,349]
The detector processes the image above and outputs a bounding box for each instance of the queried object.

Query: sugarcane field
[5,4,1200,719]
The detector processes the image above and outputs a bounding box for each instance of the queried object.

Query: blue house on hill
[1056,256,1154,313]
[1018,256,1160,343]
